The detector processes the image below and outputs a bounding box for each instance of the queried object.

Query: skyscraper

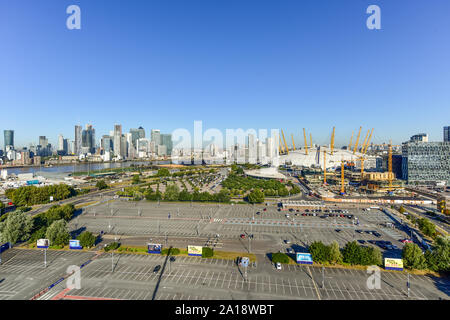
[160,134,173,156]
[81,124,96,154]
[74,125,82,155]
[4,130,14,150]
[113,124,122,156]
[444,126,450,142]
[151,129,161,146]
[58,134,64,151]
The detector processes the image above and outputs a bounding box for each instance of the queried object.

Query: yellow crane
[291,134,296,151]
[330,127,335,155]
[303,128,309,155]
[323,150,327,185]
[363,128,374,154]
[281,129,289,155]
[353,126,362,154]
[348,131,354,150]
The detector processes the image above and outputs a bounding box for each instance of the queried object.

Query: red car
[240,234,246,239]
[263,208,267,211]
[400,239,413,243]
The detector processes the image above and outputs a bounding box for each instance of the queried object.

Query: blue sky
[1,0,449,148]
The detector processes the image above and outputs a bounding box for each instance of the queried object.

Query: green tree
[329,241,343,264]
[417,218,436,238]
[342,241,362,265]
[0,210,33,244]
[164,184,180,201]
[309,241,331,263]
[398,206,406,214]
[45,220,70,246]
[178,189,193,201]
[96,180,109,190]
[0,201,4,214]
[157,168,171,177]
[78,231,96,248]
[202,247,214,258]
[402,243,427,270]
[132,174,141,184]
[247,189,265,204]
[425,236,450,272]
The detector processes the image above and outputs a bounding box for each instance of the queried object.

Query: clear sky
[1,0,449,148]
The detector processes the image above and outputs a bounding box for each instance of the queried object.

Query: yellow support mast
[303,128,309,155]
[340,160,345,195]
[323,150,327,185]
[279,136,285,154]
[353,126,362,154]
[281,129,289,155]
[348,131,354,150]
[330,127,335,155]
[363,128,374,154]
[361,129,370,155]
[310,133,313,149]
[291,134,296,151]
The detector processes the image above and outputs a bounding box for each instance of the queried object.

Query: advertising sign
[69,240,83,250]
[187,245,203,257]
[296,253,313,265]
[37,239,49,249]
[384,258,404,271]
[147,243,162,254]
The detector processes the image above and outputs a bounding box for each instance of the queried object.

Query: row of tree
[309,241,382,266]
[402,238,449,272]
[145,184,231,203]
[5,184,78,206]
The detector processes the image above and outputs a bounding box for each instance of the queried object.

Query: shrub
[104,242,120,252]
[77,231,96,248]
[202,247,214,258]
[309,241,331,263]
[96,180,109,190]
[271,252,290,264]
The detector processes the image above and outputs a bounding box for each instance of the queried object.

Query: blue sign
[37,239,49,249]
[296,253,313,265]
[148,243,162,254]
[69,240,83,250]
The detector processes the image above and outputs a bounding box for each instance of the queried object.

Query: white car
[276,263,282,270]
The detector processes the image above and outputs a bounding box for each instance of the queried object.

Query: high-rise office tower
[151,129,161,146]
[58,134,64,151]
[101,135,113,153]
[160,134,173,155]
[81,124,96,154]
[444,126,450,142]
[74,125,82,155]
[113,124,122,156]
[129,128,142,148]
[4,130,14,150]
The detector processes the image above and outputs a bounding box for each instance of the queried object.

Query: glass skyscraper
[3,130,14,149]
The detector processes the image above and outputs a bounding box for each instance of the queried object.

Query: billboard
[147,243,162,254]
[384,258,404,271]
[296,253,313,265]
[69,240,82,250]
[188,245,203,256]
[37,239,49,249]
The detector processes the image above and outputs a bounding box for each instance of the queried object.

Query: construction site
[275,127,419,204]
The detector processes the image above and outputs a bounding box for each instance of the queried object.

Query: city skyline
[1,1,450,146]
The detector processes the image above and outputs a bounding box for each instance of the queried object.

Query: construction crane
[340,160,345,195]
[291,134,296,151]
[330,127,335,155]
[348,131,354,150]
[323,150,327,185]
[353,126,362,155]
[363,128,374,154]
[281,129,289,155]
[310,133,313,149]
[388,140,393,193]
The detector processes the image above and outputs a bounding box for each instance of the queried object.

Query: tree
[0,210,33,244]
[202,247,214,258]
[0,201,4,214]
[157,168,171,177]
[417,218,436,238]
[78,231,96,248]
[247,189,265,204]
[45,220,70,246]
[342,241,362,265]
[96,180,109,190]
[402,243,427,270]
[309,241,331,263]
[425,236,450,272]
[178,189,193,201]
[271,252,290,264]
[132,174,141,185]
[398,206,406,214]
[164,184,180,201]
[329,241,343,264]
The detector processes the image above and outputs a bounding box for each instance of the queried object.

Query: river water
[4,160,170,176]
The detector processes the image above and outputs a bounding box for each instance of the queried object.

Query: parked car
[284,239,291,244]
[263,208,267,211]
[287,248,293,254]
[335,229,342,233]
[356,230,363,234]
[357,240,366,244]
[400,239,413,243]
[240,234,246,239]
[153,265,161,273]
[276,262,282,270]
